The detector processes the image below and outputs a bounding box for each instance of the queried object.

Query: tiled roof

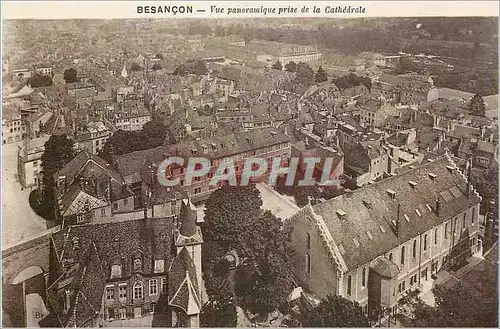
[113,128,290,179]
[58,151,124,188]
[303,156,481,270]
[46,243,106,328]
[371,257,400,278]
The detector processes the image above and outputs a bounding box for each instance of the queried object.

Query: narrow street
[2,141,48,249]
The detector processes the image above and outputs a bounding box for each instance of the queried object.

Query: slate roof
[304,156,481,270]
[57,151,124,188]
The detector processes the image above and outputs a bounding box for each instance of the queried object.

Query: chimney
[435,198,441,216]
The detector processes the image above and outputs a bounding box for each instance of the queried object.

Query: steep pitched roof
[301,156,481,270]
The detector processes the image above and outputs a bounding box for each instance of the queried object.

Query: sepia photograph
[1,2,499,328]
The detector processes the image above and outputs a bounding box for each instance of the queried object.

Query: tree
[285,61,297,73]
[272,61,283,71]
[63,68,78,83]
[141,119,170,146]
[302,295,370,327]
[469,94,486,117]
[200,274,237,327]
[315,66,328,83]
[296,62,315,85]
[27,73,53,87]
[203,185,296,315]
[40,135,75,222]
[130,62,142,71]
[152,62,162,71]
[173,64,188,76]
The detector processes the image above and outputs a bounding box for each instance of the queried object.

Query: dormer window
[336,209,346,220]
[111,264,122,278]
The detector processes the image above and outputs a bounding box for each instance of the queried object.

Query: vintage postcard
[1,1,498,328]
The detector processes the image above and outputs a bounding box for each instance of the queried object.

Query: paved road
[2,141,47,249]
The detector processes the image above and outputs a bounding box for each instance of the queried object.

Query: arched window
[305,253,311,276]
[347,275,352,296]
[306,233,311,250]
[424,234,428,251]
[434,228,438,245]
[401,246,405,265]
[362,268,366,287]
[412,240,417,258]
[133,282,143,300]
[111,265,122,278]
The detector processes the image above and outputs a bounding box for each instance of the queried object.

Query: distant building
[289,156,482,320]
[278,49,322,66]
[112,100,151,131]
[359,100,400,128]
[74,121,112,154]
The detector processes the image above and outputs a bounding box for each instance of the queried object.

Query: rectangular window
[149,303,155,314]
[463,213,466,229]
[77,213,85,223]
[101,208,106,216]
[124,198,128,207]
[472,208,475,224]
[106,286,114,300]
[194,187,201,194]
[113,203,118,210]
[149,279,158,296]
[119,284,127,299]
[161,278,167,294]
[119,308,126,320]
[33,161,38,167]
[402,281,406,291]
